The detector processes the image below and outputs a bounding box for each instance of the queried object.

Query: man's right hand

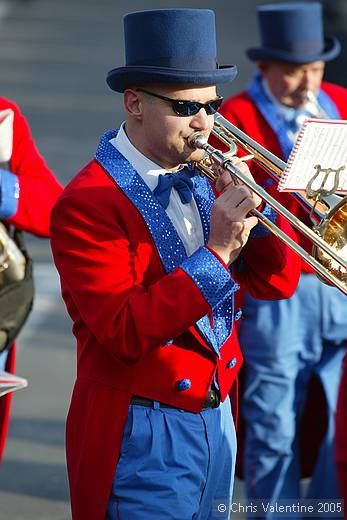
[207,159,260,266]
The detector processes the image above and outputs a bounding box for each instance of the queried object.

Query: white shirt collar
[110,123,185,191]
[109,123,204,257]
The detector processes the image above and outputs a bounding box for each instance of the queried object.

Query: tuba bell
[0,223,26,287]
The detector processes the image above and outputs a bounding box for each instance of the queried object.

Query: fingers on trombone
[244,215,259,231]
[228,155,254,167]
[235,193,259,215]
[240,154,254,162]
[215,170,237,192]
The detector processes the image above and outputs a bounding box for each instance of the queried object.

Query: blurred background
[0,0,346,518]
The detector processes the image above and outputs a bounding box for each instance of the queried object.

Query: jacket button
[226,357,237,369]
[234,308,242,321]
[176,378,192,391]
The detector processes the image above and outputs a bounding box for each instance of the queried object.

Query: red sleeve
[234,212,301,299]
[321,82,347,119]
[209,179,300,300]
[3,99,63,237]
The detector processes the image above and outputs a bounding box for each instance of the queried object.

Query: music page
[279,119,347,194]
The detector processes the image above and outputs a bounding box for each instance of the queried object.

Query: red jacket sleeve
[2,98,63,237]
[234,211,301,299]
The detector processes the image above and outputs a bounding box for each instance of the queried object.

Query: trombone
[190,113,347,296]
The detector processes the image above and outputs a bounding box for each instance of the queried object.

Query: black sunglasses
[136,88,223,117]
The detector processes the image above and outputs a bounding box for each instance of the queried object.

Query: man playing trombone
[50,8,301,520]
[220,1,347,513]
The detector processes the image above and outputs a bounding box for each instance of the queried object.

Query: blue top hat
[106,8,237,92]
[247,2,340,63]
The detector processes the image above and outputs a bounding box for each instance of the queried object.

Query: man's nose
[300,71,315,92]
[190,108,210,131]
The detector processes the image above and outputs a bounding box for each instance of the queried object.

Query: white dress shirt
[110,124,205,257]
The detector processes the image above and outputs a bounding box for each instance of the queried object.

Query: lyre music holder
[306,164,345,200]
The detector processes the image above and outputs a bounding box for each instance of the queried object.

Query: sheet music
[278,119,347,194]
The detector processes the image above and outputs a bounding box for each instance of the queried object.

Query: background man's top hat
[107,8,237,93]
[247,2,340,64]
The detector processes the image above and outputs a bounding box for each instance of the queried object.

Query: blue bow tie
[153,167,194,210]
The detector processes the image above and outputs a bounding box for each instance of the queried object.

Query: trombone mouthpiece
[189,134,208,150]
[306,90,315,103]
[305,90,327,119]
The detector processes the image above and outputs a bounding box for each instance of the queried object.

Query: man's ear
[124,89,143,120]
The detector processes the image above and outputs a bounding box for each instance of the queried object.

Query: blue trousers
[239,274,346,519]
[106,396,236,520]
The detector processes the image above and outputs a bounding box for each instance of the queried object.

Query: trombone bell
[314,197,347,285]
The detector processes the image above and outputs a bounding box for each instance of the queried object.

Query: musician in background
[219,2,347,513]
[0,97,62,462]
[50,8,301,519]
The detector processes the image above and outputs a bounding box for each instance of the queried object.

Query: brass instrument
[0,223,26,288]
[0,156,26,289]
[0,223,26,352]
[306,90,328,120]
[190,113,347,296]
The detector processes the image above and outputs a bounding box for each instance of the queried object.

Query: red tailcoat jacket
[50,129,300,520]
[219,80,347,477]
[0,97,63,461]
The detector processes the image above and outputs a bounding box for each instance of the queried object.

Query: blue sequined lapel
[95,130,234,356]
[191,174,213,243]
[192,175,234,355]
